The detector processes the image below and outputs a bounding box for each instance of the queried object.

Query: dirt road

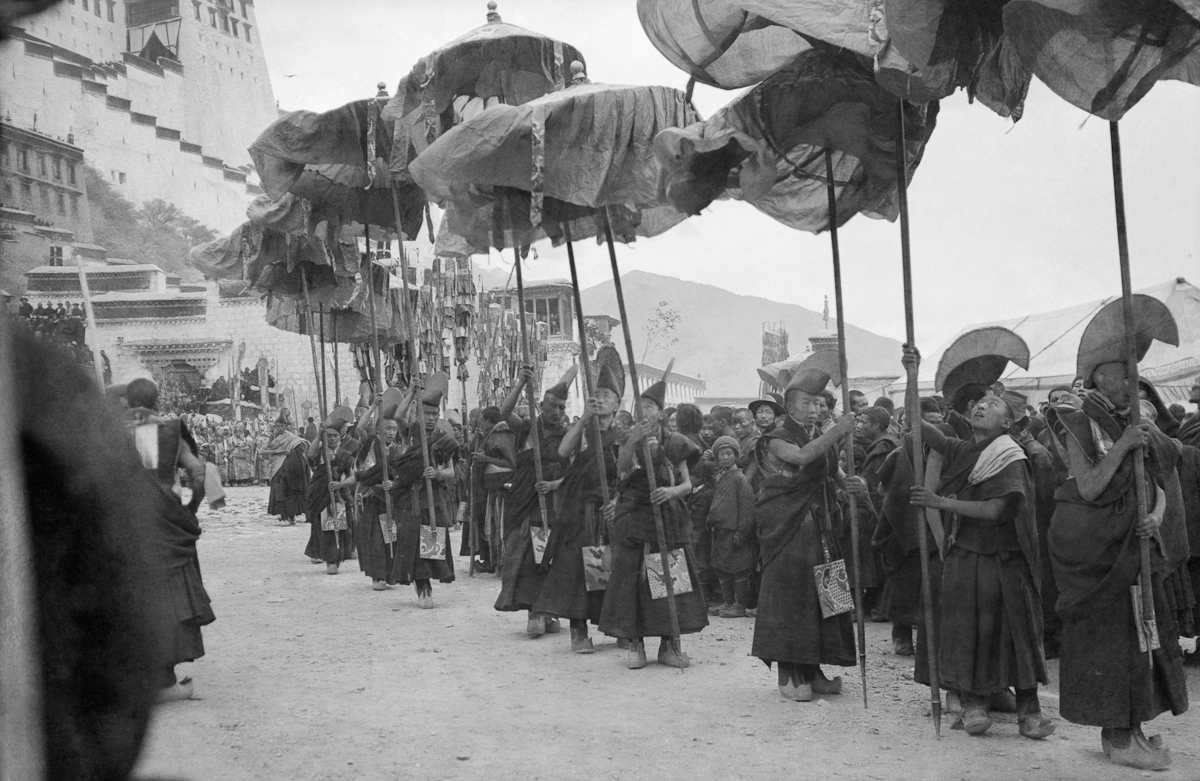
[133,487,1198,780]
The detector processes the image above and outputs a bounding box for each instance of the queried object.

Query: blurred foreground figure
[12,323,206,779]
[120,377,216,701]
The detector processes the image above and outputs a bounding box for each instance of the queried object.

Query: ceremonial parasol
[410,63,700,664]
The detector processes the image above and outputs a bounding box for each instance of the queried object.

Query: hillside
[579,271,903,397]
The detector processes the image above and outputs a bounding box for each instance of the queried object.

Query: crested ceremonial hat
[545,364,578,401]
[936,327,1030,413]
[422,371,451,408]
[380,387,405,419]
[784,350,842,397]
[1076,295,1179,386]
[640,358,675,410]
[325,405,355,433]
[594,345,625,398]
[1000,390,1028,421]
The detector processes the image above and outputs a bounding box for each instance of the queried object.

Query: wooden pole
[0,315,46,781]
[896,101,940,736]
[301,272,339,535]
[1109,120,1156,664]
[825,149,868,709]
[564,222,612,516]
[508,233,550,535]
[389,186,439,530]
[319,303,329,415]
[365,233,395,542]
[601,206,683,668]
[76,265,105,387]
[332,316,340,408]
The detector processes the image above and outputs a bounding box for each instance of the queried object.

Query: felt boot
[710,576,735,616]
[526,611,546,638]
[891,623,914,656]
[626,639,647,669]
[156,677,194,703]
[570,623,594,654]
[543,616,562,634]
[1016,688,1055,739]
[811,669,843,695]
[960,693,993,736]
[1102,727,1171,770]
[657,638,690,668]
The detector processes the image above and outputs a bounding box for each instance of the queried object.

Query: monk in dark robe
[304,421,355,574]
[535,363,626,652]
[751,366,860,702]
[854,407,899,622]
[354,416,404,591]
[122,377,215,702]
[909,387,1054,739]
[495,367,571,636]
[387,382,460,608]
[1049,360,1188,769]
[599,377,708,669]
[264,418,309,525]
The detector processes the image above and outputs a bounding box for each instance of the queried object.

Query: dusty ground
[133,486,1200,781]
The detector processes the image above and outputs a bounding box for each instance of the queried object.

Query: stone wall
[1,2,277,234]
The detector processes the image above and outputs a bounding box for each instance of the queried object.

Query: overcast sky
[254,0,1200,351]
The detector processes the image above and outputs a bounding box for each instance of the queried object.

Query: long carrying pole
[319,303,329,414]
[896,102,940,736]
[389,187,439,529]
[824,150,868,709]
[0,316,46,781]
[507,231,551,535]
[301,271,339,526]
[76,265,105,387]
[601,207,683,667]
[332,317,340,408]
[564,223,612,519]
[364,234,395,542]
[1109,121,1156,664]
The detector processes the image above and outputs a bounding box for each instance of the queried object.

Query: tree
[639,300,681,364]
[83,166,216,280]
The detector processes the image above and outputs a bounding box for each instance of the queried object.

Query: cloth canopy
[383,8,586,180]
[918,278,1200,403]
[636,0,1029,115]
[409,78,699,251]
[1000,0,1200,121]
[654,48,938,231]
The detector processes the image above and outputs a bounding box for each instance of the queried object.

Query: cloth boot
[959,692,993,736]
[1016,688,1055,739]
[719,576,749,618]
[569,619,594,654]
[711,574,735,616]
[891,622,914,656]
[1102,726,1172,770]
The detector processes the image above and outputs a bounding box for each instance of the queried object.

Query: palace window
[3,181,12,200]
[94,0,101,16]
[40,185,51,208]
[17,147,28,172]
[70,193,79,216]
[107,1,114,21]
[220,12,229,32]
[52,157,62,181]
[67,163,76,185]
[0,141,8,168]
[118,172,126,184]
[56,191,66,215]
[244,24,252,42]
[524,296,564,337]
[19,181,32,204]
[209,8,217,27]
[82,0,87,10]
[37,153,47,177]
[240,0,247,16]
[193,1,200,19]
[231,18,238,37]
[50,245,63,266]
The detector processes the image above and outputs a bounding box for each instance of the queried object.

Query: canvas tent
[914,278,1200,405]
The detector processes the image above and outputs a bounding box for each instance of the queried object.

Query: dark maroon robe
[751,417,856,669]
[1050,397,1189,727]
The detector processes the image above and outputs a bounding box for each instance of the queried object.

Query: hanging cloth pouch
[321,505,348,532]
[812,489,853,619]
[644,544,693,600]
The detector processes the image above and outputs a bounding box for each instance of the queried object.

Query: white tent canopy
[916,278,1200,405]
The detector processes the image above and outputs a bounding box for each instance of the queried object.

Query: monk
[908,382,1054,739]
[354,415,404,591]
[751,363,860,702]
[598,376,708,668]
[1049,360,1188,769]
[494,367,572,636]
[303,420,355,575]
[535,362,625,652]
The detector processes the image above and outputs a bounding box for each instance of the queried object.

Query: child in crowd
[706,436,756,617]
